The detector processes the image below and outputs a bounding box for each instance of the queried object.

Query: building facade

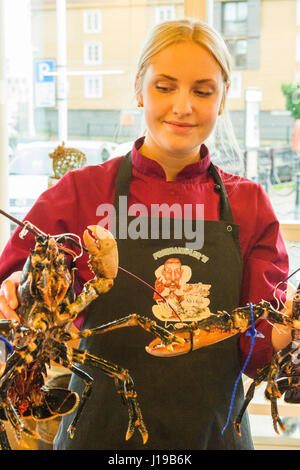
[16,1,300,143]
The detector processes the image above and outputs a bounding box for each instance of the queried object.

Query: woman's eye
[156,84,173,93]
[194,90,213,96]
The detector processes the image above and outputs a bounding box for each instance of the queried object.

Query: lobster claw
[83,225,119,279]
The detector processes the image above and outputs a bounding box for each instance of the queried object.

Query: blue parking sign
[35,60,55,83]
[35,60,56,107]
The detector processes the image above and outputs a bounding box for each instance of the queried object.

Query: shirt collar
[131,137,211,181]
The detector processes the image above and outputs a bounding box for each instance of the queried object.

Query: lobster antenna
[118,266,182,322]
[0,208,86,253]
[0,208,43,239]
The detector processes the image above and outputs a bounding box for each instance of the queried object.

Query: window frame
[83,40,103,66]
[155,5,176,24]
[83,9,102,35]
[84,75,103,99]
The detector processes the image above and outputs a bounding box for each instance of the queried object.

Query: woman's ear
[218,81,230,115]
[135,74,143,107]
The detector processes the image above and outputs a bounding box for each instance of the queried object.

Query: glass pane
[236,39,247,55]
[3,0,183,231]
[226,39,247,68]
[237,2,248,21]
[224,2,236,22]
[223,1,248,36]
[213,0,300,448]
[214,0,299,221]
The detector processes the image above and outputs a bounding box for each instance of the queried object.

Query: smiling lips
[164,121,197,133]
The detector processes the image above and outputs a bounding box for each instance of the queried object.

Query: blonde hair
[135,18,244,176]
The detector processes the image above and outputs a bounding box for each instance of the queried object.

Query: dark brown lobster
[0,213,183,450]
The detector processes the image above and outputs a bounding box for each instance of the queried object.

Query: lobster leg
[3,397,40,448]
[0,352,41,447]
[234,364,270,435]
[68,347,148,444]
[269,391,286,434]
[265,375,286,434]
[66,364,93,439]
[70,313,184,351]
[111,374,147,443]
[257,355,286,435]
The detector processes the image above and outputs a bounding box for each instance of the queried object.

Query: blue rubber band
[0,335,14,356]
[221,302,264,435]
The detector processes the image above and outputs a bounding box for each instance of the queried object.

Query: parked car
[8,140,117,228]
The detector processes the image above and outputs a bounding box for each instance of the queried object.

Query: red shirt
[0,138,289,377]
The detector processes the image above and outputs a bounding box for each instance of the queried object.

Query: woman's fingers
[0,294,19,320]
[0,272,22,321]
[2,279,19,310]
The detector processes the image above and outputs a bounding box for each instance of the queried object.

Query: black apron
[54,153,254,450]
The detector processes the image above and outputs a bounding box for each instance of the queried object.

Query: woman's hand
[0,271,22,321]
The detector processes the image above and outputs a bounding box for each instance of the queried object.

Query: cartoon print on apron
[54,152,254,450]
[152,255,212,323]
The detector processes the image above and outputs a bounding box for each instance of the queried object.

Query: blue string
[0,335,14,356]
[221,302,264,435]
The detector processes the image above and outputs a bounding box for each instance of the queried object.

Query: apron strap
[208,163,234,224]
[113,152,234,226]
[114,152,132,239]
[114,151,132,209]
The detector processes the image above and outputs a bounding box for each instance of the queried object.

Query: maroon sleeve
[238,184,289,378]
[0,170,79,284]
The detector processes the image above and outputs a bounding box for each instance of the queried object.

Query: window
[84,41,102,65]
[155,5,176,24]
[83,9,102,34]
[84,75,103,99]
[226,38,247,68]
[222,1,248,36]
[215,1,254,70]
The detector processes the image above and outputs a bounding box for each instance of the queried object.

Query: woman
[0,19,290,450]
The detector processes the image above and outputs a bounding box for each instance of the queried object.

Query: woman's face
[137,41,228,162]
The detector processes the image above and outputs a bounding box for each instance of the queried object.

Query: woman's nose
[172,89,192,116]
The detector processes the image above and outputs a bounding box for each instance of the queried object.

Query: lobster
[233,287,300,436]
[146,281,300,437]
[0,214,184,450]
